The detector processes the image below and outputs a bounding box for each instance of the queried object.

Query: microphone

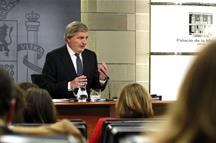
[99,70,111,100]
[107,79,111,99]
[100,69,109,80]
[99,71,111,100]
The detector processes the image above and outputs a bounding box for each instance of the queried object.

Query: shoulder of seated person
[56,119,71,125]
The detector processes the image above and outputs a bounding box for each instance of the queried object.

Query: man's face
[67,31,88,54]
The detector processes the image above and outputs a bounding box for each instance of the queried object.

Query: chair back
[102,117,166,143]
[70,119,87,138]
[103,121,145,143]
[13,119,88,139]
[107,125,144,143]
[31,74,43,88]
[0,134,79,143]
[101,118,147,143]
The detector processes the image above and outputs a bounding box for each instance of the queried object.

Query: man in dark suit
[42,21,108,99]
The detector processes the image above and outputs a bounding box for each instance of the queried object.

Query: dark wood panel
[54,100,174,137]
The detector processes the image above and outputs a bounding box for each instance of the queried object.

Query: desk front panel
[55,101,116,137]
[54,100,173,137]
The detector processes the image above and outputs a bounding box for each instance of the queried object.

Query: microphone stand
[101,71,111,100]
[107,79,111,99]
[87,90,91,102]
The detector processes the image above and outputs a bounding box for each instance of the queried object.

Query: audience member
[154,40,216,143]
[18,82,39,91]
[11,85,27,123]
[24,88,57,123]
[89,83,153,143]
[0,67,17,135]
[116,83,154,118]
[10,119,85,142]
[0,67,85,142]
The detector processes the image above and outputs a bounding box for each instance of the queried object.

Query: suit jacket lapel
[82,50,89,76]
[60,46,77,77]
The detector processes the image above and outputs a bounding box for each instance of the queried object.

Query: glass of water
[90,89,101,102]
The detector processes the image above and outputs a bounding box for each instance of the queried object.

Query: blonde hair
[116,83,153,118]
[156,40,216,143]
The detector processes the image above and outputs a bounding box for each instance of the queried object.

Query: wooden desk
[151,100,174,116]
[54,100,173,137]
[55,101,116,137]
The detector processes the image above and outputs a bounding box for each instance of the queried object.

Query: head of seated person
[18,82,39,91]
[9,88,85,142]
[24,88,57,123]
[11,85,27,123]
[154,40,216,143]
[0,67,18,134]
[10,119,86,143]
[88,83,154,143]
[116,83,154,118]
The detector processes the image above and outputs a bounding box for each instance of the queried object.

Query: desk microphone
[100,69,109,80]
[100,70,111,99]
[107,79,111,99]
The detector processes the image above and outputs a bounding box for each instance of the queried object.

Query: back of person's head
[24,88,57,123]
[64,21,88,42]
[116,83,153,118]
[155,40,216,143]
[0,67,15,118]
[12,85,27,123]
[18,82,39,91]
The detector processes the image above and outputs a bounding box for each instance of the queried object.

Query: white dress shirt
[66,44,83,91]
[66,44,105,91]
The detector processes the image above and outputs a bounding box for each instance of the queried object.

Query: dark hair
[18,82,39,91]
[12,85,27,123]
[0,67,15,117]
[24,88,57,123]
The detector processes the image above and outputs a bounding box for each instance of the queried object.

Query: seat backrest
[100,118,119,143]
[0,134,78,143]
[101,118,154,143]
[31,74,44,88]
[102,117,166,143]
[12,123,43,127]
[70,119,87,138]
[107,125,144,143]
[13,120,88,139]
[119,134,153,143]
[103,121,145,143]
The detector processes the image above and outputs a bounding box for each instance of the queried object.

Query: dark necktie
[75,53,83,76]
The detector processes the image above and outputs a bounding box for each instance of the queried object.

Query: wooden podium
[54,100,173,137]
[54,101,116,137]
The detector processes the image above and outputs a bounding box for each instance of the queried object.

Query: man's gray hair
[64,21,88,42]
